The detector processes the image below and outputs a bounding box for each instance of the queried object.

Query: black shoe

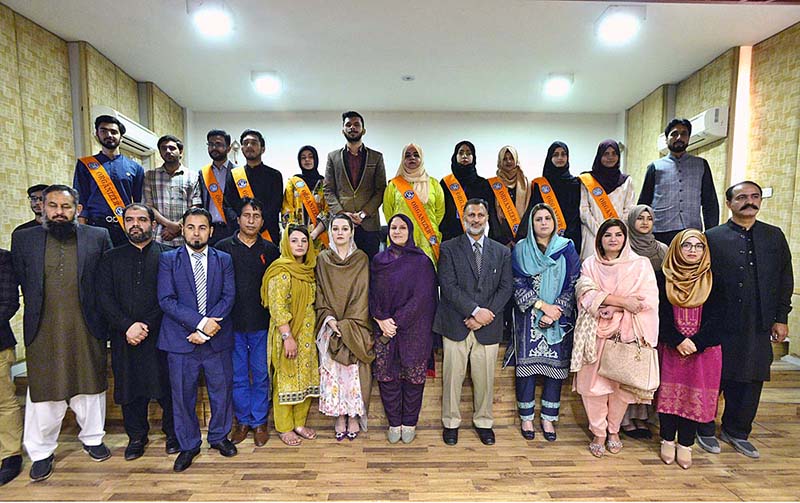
[520,427,535,440]
[165,437,181,455]
[636,427,653,440]
[540,420,557,442]
[0,455,22,485]
[82,443,111,462]
[173,448,200,472]
[474,427,495,445]
[621,427,644,439]
[124,437,149,461]
[209,439,238,457]
[442,427,458,445]
[29,454,54,482]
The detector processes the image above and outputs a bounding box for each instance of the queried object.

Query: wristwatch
[358,210,367,220]
[281,332,291,341]
[534,299,544,311]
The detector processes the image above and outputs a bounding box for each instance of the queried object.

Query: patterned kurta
[382,178,445,266]
[282,178,330,250]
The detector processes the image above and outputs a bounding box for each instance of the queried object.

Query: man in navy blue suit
[157,207,236,472]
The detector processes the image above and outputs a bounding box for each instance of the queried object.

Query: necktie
[473,241,482,276]
[192,252,206,315]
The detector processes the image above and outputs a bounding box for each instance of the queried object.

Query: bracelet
[281,332,292,341]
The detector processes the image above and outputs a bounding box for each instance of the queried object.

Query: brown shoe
[254,424,270,447]
[230,422,250,445]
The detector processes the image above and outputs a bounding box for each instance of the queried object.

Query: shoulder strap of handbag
[390,176,439,261]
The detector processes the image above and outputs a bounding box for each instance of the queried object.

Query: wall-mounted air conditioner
[657,106,729,155]
[92,105,158,156]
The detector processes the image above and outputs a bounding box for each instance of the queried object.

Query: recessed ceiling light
[252,71,282,96]
[596,5,646,46]
[544,74,573,97]
[401,75,415,82]
[190,1,233,38]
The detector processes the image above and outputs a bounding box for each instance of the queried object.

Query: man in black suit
[11,185,113,482]
[695,181,792,459]
[434,198,513,446]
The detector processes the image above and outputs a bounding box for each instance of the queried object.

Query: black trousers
[354,227,380,260]
[121,396,176,442]
[697,379,764,440]
[659,413,697,447]
[654,230,681,247]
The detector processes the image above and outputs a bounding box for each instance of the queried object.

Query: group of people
[0,112,792,485]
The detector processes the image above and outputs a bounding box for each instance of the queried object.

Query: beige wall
[148,82,186,141]
[624,86,666,187]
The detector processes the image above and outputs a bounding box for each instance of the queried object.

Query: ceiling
[7,0,800,114]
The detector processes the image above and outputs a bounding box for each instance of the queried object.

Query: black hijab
[296,145,323,188]
[542,141,576,189]
[587,139,628,194]
[450,140,479,185]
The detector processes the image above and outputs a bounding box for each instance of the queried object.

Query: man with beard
[215,198,279,447]
[158,207,236,472]
[143,135,201,246]
[198,129,238,246]
[73,115,145,246]
[11,185,112,481]
[12,184,47,234]
[223,130,282,246]
[638,118,719,245]
[323,111,386,259]
[695,181,792,459]
[95,204,178,461]
[434,198,512,446]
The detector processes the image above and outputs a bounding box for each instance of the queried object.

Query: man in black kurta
[96,204,178,460]
[696,181,793,459]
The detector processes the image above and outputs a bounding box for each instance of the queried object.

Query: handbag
[598,331,660,392]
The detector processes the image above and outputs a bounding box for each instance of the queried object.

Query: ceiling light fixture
[595,5,646,46]
[543,74,573,98]
[188,0,233,38]
[252,71,282,96]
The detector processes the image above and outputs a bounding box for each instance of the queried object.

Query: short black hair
[157,134,184,152]
[595,218,628,258]
[181,207,212,226]
[123,203,155,221]
[43,184,79,206]
[342,111,365,127]
[238,197,264,216]
[463,197,489,215]
[665,118,692,138]
[207,129,231,147]
[94,114,126,135]
[725,180,763,201]
[27,184,48,196]
[240,129,265,148]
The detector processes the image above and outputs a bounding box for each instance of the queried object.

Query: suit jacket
[157,246,235,354]
[0,249,20,352]
[11,224,112,346]
[323,146,386,232]
[433,234,513,344]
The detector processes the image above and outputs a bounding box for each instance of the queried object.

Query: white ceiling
[7,0,800,114]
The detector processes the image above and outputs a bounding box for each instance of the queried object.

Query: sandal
[589,440,606,458]
[278,431,302,446]
[335,416,347,441]
[606,437,623,454]
[294,426,317,440]
[346,416,360,441]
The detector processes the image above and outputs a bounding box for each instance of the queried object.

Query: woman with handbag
[656,229,721,469]
[574,218,659,458]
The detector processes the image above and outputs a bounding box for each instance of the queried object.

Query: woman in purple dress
[656,229,721,469]
[370,214,438,444]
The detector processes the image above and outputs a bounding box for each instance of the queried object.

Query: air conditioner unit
[92,105,158,156]
[657,106,729,155]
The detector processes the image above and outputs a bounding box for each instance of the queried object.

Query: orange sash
[488,177,521,237]
[443,174,468,231]
[80,156,126,230]
[391,176,440,261]
[201,164,226,224]
[231,166,273,242]
[578,173,618,220]
[532,177,567,233]
[290,176,328,246]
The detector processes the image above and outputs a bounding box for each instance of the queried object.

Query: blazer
[11,224,112,346]
[157,246,236,354]
[433,234,513,345]
[323,146,386,232]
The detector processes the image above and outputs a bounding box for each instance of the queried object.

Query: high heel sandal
[589,439,606,458]
[606,437,623,454]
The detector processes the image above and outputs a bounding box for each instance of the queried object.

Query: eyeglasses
[206,142,227,149]
[681,242,705,251]
[28,196,43,202]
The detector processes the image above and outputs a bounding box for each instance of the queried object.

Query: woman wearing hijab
[574,218,658,458]
[620,204,669,439]
[315,214,374,441]
[578,140,637,260]
[282,145,330,249]
[371,214,438,444]
[519,141,582,251]
[261,225,319,446]
[488,145,530,247]
[383,143,445,265]
[439,140,496,243]
[656,230,721,469]
[505,203,580,442]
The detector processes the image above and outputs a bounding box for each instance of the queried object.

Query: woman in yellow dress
[282,145,329,249]
[261,224,320,446]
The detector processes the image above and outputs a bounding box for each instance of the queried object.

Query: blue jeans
[232,330,270,427]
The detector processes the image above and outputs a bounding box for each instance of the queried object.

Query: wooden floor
[2,357,800,501]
